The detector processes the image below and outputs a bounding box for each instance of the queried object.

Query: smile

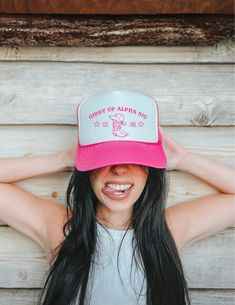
[102,183,134,200]
[105,183,133,192]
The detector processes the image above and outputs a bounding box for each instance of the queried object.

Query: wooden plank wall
[0,40,234,304]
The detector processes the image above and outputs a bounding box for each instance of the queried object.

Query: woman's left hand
[159,126,188,171]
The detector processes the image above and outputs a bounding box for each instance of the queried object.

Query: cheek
[89,178,99,199]
[90,170,101,188]
[139,168,148,185]
[90,179,103,201]
[133,179,147,199]
[136,175,148,195]
[139,181,147,195]
[90,179,99,194]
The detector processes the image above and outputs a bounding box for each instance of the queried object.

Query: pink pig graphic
[109,113,129,137]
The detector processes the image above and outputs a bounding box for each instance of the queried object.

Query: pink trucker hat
[75,90,167,171]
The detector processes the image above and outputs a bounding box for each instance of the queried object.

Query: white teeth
[106,184,132,191]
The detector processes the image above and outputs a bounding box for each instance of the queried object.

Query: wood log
[0,14,234,46]
[0,0,234,14]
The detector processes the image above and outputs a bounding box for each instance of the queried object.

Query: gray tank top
[76,222,147,305]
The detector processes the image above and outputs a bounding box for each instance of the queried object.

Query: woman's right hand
[159,126,188,171]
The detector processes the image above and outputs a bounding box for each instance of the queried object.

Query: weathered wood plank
[0,288,234,305]
[0,15,234,47]
[0,226,234,288]
[189,290,235,305]
[181,228,235,288]
[0,0,233,14]
[0,289,40,305]
[0,227,48,288]
[0,63,234,125]
[0,126,234,164]
[0,40,234,63]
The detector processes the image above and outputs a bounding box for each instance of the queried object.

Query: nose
[111,164,129,175]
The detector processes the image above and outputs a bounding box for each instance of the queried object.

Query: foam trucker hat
[75,90,167,171]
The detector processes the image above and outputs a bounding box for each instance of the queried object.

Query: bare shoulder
[165,193,235,254]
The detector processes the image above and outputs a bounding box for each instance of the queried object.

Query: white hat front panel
[78,90,159,146]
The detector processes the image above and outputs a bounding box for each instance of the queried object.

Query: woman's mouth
[101,183,133,201]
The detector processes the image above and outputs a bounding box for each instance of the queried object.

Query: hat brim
[75,141,167,171]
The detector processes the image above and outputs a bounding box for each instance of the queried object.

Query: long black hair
[37,166,191,305]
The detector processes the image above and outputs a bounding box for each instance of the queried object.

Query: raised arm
[161,127,235,251]
[0,151,72,252]
[0,152,71,183]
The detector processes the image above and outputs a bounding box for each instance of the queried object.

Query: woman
[0,90,234,305]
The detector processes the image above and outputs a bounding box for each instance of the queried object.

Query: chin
[100,198,135,213]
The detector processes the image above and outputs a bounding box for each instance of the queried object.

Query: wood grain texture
[0,288,234,305]
[0,40,234,63]
[0,62,234,125]
[0,126,234,164]
[0,227,48,288]
[0,0,234,14]
[0,14,234,47]
[189,290,235,305]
